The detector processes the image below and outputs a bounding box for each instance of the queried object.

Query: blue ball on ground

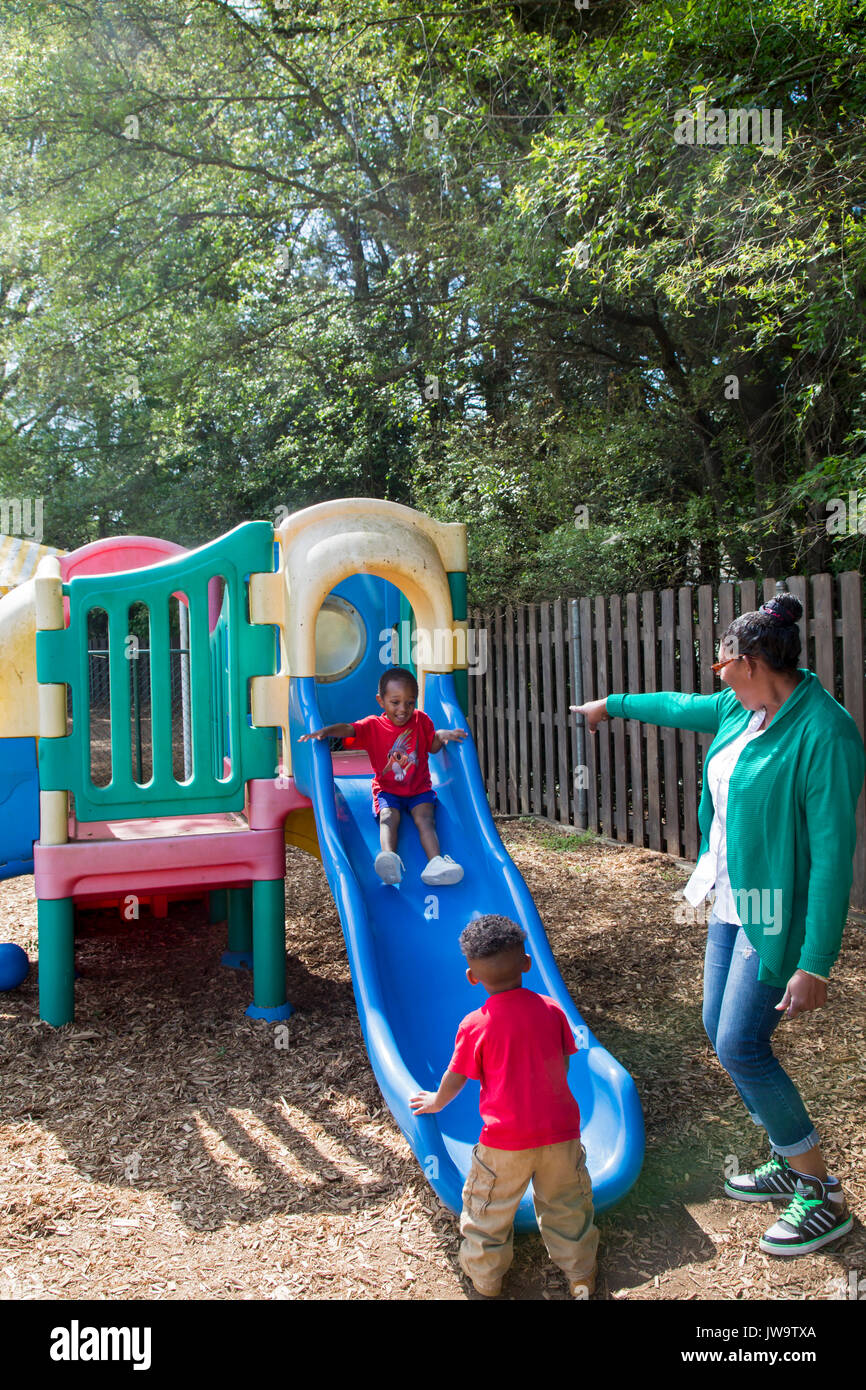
[0,943,30,990]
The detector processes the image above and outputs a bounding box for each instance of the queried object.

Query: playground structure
[0,499,644,1223]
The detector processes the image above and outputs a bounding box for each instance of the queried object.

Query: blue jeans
[702,914,820,1157]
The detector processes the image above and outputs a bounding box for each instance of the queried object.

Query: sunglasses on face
[711,654,742,673]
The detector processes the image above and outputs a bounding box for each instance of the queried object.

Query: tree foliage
[1,0,864,598]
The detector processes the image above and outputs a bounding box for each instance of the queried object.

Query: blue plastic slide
[290,672,644,1226]
[0,737,39,881]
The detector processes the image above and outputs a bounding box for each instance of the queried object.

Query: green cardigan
[606,670,865,986]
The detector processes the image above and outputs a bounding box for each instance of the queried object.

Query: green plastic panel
[37,522,278,820]
[447,570,467,622]
[397,572,468,715]
[447,571,469,715]
[210,605,230,777]
[397,591,417,675]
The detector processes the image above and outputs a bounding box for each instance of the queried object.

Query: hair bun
[760,594,802,626]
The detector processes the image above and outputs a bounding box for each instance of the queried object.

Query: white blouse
[683,706,768,924]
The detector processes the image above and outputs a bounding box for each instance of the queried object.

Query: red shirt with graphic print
[350,710,436,810]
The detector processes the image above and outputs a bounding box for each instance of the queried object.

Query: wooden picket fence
[468,572,866,909]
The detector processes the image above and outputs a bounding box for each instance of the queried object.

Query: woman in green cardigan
[573,592,864,1257]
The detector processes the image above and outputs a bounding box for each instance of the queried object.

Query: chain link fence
[85,646,192,787]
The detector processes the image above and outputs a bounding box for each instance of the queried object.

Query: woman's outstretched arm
[572,689,728,735]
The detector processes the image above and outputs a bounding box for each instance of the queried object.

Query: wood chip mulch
[1,819,863,1301]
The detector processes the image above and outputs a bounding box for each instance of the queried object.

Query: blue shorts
[374,789,437,818]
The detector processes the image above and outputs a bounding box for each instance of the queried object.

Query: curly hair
[459,915,527,960]
[722,593,803,673]
[378,666,418,699]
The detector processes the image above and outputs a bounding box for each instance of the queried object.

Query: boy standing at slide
[410,915,598,1298]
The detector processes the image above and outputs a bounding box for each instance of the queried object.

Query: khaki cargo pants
[459,1138,598,1292]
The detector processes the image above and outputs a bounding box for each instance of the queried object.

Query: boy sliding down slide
[298,666,467,887]
[410,915,598,1299]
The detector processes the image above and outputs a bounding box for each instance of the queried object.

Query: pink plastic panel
[331,750,374,776]
[246,778,310,829]
[34,824,286,899]
[59,535,224,630]
[60,536,187,581]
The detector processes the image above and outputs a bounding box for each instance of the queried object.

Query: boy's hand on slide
[297,731,327,742]
[435,729,467,743]
[570,699,608,733]
[409,1091,442,1114]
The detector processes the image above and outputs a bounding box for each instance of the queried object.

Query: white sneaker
[374,851,405,885]
[421,855,464,886]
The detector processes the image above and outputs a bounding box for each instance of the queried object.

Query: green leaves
[0,0,863,592]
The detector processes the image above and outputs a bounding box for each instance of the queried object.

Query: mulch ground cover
[1,818,863,1301]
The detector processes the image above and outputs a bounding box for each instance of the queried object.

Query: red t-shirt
[449,989,581,1150]
[350,710,436,805]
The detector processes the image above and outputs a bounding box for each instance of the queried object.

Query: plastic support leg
[221,886,253,969]
[38,898,75,1026]
[208,889,228,924]
[246,878,293,1020]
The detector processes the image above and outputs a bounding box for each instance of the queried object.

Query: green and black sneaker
[759,1174,853,1257]
[724,1150,800,1202]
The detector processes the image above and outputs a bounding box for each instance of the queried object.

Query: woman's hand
[776,970,827,1020]
[570,698,609,734]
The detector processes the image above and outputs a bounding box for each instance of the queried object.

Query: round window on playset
[314,596,367,684]
[127,601,153,787]
[87,606,112,789]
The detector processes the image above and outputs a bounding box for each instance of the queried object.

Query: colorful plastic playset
[0,498,644,1222]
